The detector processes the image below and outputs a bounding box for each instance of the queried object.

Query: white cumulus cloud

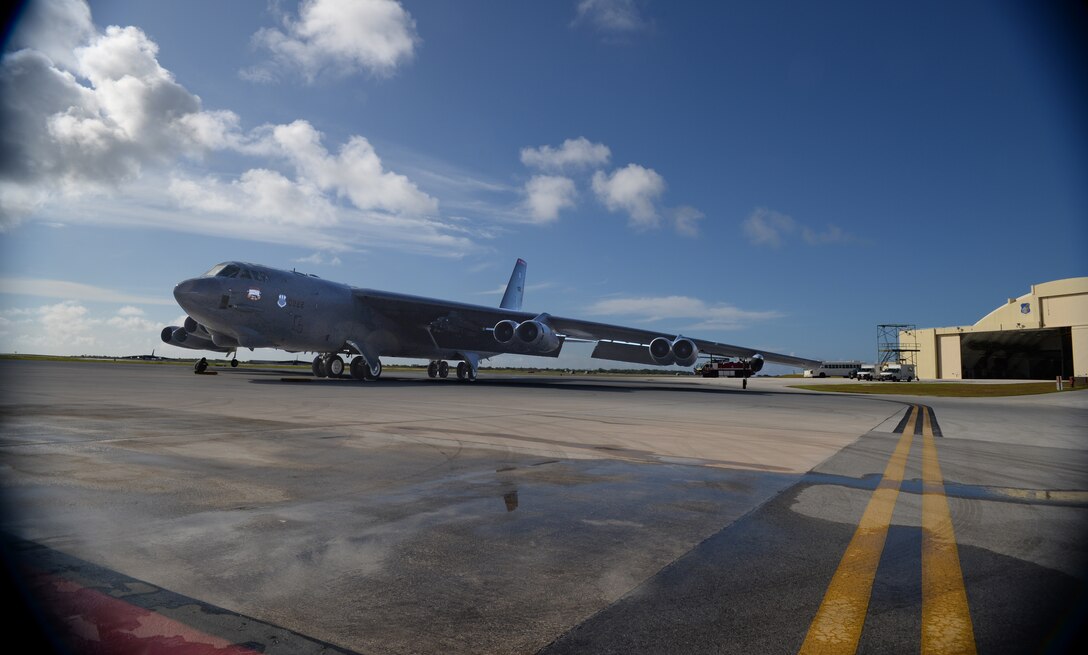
[294,252,343,266]
[592,164,665,229]
[0,0,470,256]
[741,207,855,248]
[574,0,649,35]
[742,207,796,248]
[671,205,704,238]
[5,0,93,71]
[0,277,173,305]
[520,137,611,171]
[264,120,437,216]
[0,301,184,355]
[246,0,419,82]
[523,175,577,223]
[0,20,240,228]
[586,295,784,330]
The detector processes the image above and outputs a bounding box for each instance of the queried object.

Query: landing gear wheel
[230,358,239,368]
[325,355,345,378]
[438,360,449,379]
[364,359,382,380]
[427,361,438,378]
[457,361,473,381]
[312,355,327,378]
[349,357,367,380]
[194,357,208,374]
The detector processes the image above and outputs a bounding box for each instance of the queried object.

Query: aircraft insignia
[278,293,287,308]
[247,289,261,301]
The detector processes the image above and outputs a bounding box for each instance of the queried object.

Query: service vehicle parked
[879,363,915,382]
[854,364,878,381]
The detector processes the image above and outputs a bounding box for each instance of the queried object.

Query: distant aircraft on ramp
[163,260,821,380]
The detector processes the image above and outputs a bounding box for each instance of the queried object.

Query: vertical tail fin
[499,258,527,310]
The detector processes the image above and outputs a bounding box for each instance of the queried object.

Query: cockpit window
[201,263,269,280]
[215,264,241,278]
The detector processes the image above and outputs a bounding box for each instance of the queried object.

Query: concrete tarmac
[1,360,1085,653]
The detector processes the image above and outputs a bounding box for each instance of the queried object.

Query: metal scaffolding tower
[878,324,919,369]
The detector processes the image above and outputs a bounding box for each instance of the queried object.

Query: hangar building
[904,277,1087,380]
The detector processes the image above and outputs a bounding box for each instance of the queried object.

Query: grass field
[789,382,1086,397]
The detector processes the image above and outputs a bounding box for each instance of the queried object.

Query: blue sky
[1,0,1085,369]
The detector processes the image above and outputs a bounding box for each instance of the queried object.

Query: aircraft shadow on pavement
[242,374,768,395]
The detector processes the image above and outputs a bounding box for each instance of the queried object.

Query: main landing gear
[427,360,475,381]
[350,357,381,380]
[456,361,477,381]
[313,354,381,380]
[427,360,450,379]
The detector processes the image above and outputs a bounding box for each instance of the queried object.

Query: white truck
[880,363,915,382]
[855,364,879,381]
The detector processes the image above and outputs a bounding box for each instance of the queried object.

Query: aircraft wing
[544,316,822,369]
[353,289,820,370]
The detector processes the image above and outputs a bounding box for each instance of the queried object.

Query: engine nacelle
[161,326,180,344]
[493,320,518,344]
[184,316,211,339]
[514,320,561,352]
[649,337,675,365]
[161,325,220,351]
[671,337,699,368]
[748,354,765,373]
[648,336,700,367]
[208,329,239,348]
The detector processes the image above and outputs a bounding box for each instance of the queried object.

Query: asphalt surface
[1,360,1085,654]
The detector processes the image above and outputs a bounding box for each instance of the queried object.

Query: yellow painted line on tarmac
[798,406,918,655]
[921,408,977,654]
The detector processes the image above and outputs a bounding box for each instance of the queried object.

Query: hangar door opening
[960,327,1073,379]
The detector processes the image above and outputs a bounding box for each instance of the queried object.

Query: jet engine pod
[161,326,180,344]
[162,325,220,351]
[514,320,560,352]
[749,354,765,373]
[493,320,518,345]
[671,337,699,368]
[208,330,239,348]
[183,316,211,338]
[648,336,699,367]
[649,337,676,365]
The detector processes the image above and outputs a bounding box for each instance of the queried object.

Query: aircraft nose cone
[173,277,219,311]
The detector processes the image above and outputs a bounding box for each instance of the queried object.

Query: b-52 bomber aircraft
[163,259,821,380]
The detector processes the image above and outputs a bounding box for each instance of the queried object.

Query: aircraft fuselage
[172,262,492,361]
